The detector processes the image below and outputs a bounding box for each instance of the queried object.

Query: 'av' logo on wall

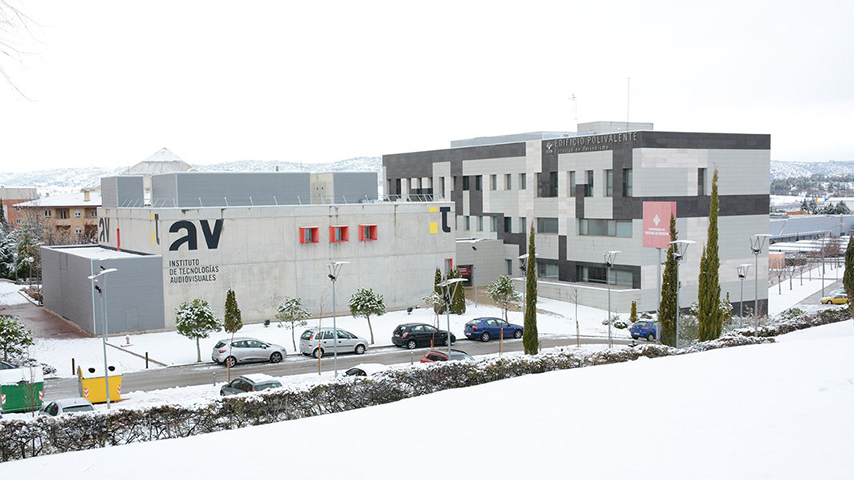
[169,220,224,251]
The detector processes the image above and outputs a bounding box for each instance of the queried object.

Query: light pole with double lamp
[437,277,466,358]
[603,251,620,348]
[670,240,694,349]
[737,263,751,329]
[750,234,770,327]
[88,265,118,409]
[327,261,349,378]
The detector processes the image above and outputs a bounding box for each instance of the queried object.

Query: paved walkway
[0,301,90,340]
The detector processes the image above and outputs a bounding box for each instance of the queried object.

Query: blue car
[630,320,659,341]
[464,317,523,342]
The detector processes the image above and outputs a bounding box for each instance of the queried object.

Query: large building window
[359,224,378,241]
[504,217,512,233]
[506,259,513,275]
[585,170,594,197]
[475,175,483,191]
[579,219,632,238]
[330,225,349,243]
[569,171,576,197]
[463,176,470,191]
[537,261,559,279]
[299,226,320,244]
[605,170,613,197]
[505,174,512,190]
[477,216,484,232]
[537,217,558,234]
[576,265,633,287]
[439,177,446,198]
[44,209,52,218]
[490,174,497,190]
[58,209,69,219]
[537,172,558,198]
[622,168,633,197]
[491,216,499,232]
[519,173,527,190]
[519,217,527,234]
[698,168,707,196]
[464,216,471,231]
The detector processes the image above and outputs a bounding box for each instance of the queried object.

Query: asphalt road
[800,279,844,305]
[43,335,634,401]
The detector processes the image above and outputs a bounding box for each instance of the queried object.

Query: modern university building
[382,121,772,315]
[42,171,456,334]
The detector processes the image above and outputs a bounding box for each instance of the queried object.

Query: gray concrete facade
[101,176,145,208]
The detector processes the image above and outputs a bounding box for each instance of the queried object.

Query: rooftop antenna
[571,93,578,128]
[626,77,630,132]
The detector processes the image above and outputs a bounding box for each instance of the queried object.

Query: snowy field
[0,281,28,306]
[29,295,632,378]
[4,313,852,478]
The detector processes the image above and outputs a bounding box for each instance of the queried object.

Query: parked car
[630,320,659,341]
[392,323,456,349]
[0,361,15,370]
[39,397,95,416]
[820,292,849,305]
[464,317,523,342]
[220,374,282,396]
[299,328,368,358]
[343,363,388,377]
[211,337,287,367]
[420,349,474,363]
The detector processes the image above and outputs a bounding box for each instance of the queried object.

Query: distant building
[16,190,101,242]
[0,187,38,226]
[120,148,195,199]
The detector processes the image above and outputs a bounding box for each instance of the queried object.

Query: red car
[420,349,474,363]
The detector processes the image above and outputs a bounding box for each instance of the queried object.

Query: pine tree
[844,235,854,316]
[0,315,33,362]
[433,268,445,314]
[629,301,638,323]
[348,288,386,344]
[523,224,538,354]
[658,213,678,347]
[175,299,221,362]
[450,267,467,314]
[698,169,722,341]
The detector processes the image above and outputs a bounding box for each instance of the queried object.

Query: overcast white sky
[1,0,852,172]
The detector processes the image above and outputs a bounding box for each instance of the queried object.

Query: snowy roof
[348,363,388,376]
[242,373,278,384]
[125,148,194,175]
[770,214,854,238]
[17,191,101,208]
[44,246,144,260]
[0,366,44,385]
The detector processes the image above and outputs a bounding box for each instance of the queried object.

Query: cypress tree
[523,224,539,354]
[450,267,467,314]
[223,288,242,380]
[658,213,678,347]
[844,235,854,316]
[698,170,722,341]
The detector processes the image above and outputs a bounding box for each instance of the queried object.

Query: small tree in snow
[175,299,221,363]
[486,275,521,323]
[422,291,444,328]
[629,301,638,323]
[276,297,311,350]
[0,315,33,362]
[348,288,386,344]
[223,288,242,380]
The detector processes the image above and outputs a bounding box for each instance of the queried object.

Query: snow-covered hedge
[0,334,772,462]
[734,306,850,338]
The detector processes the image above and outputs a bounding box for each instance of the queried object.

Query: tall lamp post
[603,251,620,349]
[670,240,694,349]
[437,277,466,358]
[737,264,751,329]
[88,265,118,409]
[327,261,349,378]
[750,234,770,323]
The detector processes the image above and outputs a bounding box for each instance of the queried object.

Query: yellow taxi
[820,292,849,305]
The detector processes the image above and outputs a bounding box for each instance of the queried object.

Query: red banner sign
[643,202,677,248]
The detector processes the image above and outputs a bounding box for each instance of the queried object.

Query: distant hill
[770,160,854,180]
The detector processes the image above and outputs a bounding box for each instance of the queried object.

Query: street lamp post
[670,240,694,349]
[327,261,349,378]
[603,251,620,349]
[750,234,770,329]
[88,265,118,409]
[737,264,751,329]
[438,277,466,358]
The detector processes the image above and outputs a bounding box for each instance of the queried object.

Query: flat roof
[45,246,145,260]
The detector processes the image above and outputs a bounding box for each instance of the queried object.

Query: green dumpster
[0,366,44,413]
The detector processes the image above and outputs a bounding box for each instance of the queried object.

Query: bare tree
[0,1,37,98]
[784,261,798,291]
[771,266,786,295]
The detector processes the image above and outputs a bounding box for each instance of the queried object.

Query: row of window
[41,209,97,219]
[299,224,378,244]
[534,261,633,287]
[458,215,527,234]
[457,215,634,237]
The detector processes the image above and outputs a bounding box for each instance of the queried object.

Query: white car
[299,328,369,358]
[211,337,287,367]
[39,397,95,416]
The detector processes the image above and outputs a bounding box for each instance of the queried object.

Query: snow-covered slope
[4,322,852,478]
[771,160,854,179]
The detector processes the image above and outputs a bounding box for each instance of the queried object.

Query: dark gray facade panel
[332,172,378,202]
[152,172,311,207]
[102,176,145,208]
[639,132,770,150]
[42,247,96,333]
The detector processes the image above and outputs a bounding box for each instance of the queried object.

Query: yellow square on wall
[428,207,438,213]
[429,222,438,234]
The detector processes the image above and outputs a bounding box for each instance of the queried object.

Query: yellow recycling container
[77,364,123,404]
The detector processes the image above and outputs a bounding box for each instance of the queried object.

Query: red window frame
[299,226,320,244]
[358,224,378,241]
[329,225,350,243]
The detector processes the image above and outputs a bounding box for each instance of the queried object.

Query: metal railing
[112,193,444,208]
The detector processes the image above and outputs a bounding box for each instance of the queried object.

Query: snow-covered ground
[0,281,28,306]
[767,264,843,316]
[30,296,631,378]
[5,310,852,478]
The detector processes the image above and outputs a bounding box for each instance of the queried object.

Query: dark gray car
[220,374,283,396]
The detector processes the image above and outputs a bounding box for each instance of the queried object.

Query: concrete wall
[101,176,145,208]
[455,239,507,287]
[42,246,96,333]
[98,202,456,328]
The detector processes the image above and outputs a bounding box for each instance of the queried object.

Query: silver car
[299,328,368,358]
[39,397,95,416]
[211,337,287,367]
